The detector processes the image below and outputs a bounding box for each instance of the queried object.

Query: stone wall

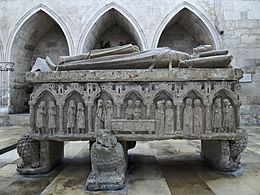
[0,0,259,124]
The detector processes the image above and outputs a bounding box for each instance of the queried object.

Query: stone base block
[201,129,248,172]
[86,129,127,191]
[17,134,64,175]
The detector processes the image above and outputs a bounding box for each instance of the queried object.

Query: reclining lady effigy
[17,44,247,191]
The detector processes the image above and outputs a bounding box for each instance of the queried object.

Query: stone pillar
[88,104,93,132]
[205,103,211,134]
[58,104,64,134]
[175,102,182,134]
[116,104,121,118]
[146,104,151,119]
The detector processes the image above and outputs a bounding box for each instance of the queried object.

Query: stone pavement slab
[0,126,259,194]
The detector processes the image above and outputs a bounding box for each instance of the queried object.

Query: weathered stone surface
[17,46,248,193]
[86,129,127,191]
[201,128,248,171]
[17,133,64,174]
[32,45,232,71]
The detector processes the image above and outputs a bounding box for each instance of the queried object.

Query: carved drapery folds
[29,81,240,139]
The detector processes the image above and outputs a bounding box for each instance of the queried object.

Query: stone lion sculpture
[17,133,40,170]
[86,129,126,191]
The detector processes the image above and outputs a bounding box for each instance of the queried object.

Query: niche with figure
[122,90,146,120]
[152,90,175,134]
[93,91,114,131]
[64,91,86,135]
[182,90,204,135]
[34,91,58,135]
[212,90,236,133]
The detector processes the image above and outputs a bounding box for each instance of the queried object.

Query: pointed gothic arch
[153,2,222,52]
[6,4,73,113]
[78,3,148,53]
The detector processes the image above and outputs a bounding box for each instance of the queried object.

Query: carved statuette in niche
[105,100,113,130]
[223,99,234,133]
[36,101,47,134]
[125,99,134,120]
[48,101,57,135]
[67,100,76,134]
[95,99,105,130]
[193,99,203,135]
[212,98,222,133]
[133,100,142,120]
[183,98,193,134]
[76,102,85,134]
[155,100,165,132]
[165,100,174,134]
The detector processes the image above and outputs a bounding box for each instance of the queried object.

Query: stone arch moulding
[5,4,74,61]
[78,2,148,53]
[152,1,222,50]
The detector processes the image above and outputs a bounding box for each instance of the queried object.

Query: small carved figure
[223,99,234,133]
[193,99,203,135]
[95,99,105,130]
[133,100,142,120]
[67,100,76,134]
[105,100,113,129]
[125,99,134,120]
[86,129,126,191]
[155,100,165,131]
[183,98,193,134]
[48,101,57,135]
[17,133,40,170]
[36,101,47,134]
[76,102,85,134]
[165,100,174,134]
[212,98,222,133]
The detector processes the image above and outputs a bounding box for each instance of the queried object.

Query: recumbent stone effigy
[17,44,248,191]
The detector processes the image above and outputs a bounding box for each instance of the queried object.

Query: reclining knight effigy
[17,44,247,191]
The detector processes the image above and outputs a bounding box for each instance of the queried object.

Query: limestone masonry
[0,0,259,124]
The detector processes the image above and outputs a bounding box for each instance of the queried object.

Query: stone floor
[0,126,30,153]
[0,126,259,195]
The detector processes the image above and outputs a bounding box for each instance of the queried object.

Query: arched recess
[153,2,222,53]
[7,5,72,113]
[78,3,147,53]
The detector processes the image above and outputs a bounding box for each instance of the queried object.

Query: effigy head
[96,129,117,148]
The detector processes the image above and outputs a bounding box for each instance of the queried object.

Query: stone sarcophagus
[26,68,243,141]
[17,45,248,191]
